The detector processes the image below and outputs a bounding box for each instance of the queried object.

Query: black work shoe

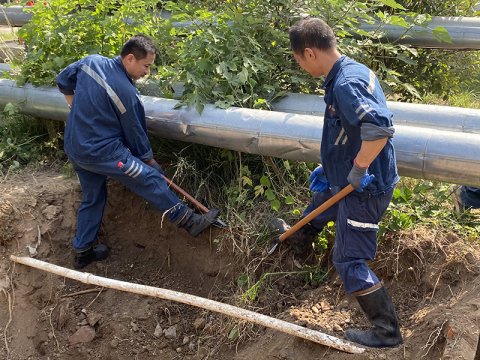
[73,244,110,269]
[178,209,220,237]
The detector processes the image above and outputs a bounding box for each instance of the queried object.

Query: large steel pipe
[1,6,480,49]
[0,78,479,186]
[357,16,480,49]
[0,5,31,27]
[272,93,480,134]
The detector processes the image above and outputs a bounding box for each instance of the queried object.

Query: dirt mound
[1,166,480,360]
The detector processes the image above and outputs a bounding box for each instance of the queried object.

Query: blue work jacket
[56,55,153,163]
[321,56,399,194]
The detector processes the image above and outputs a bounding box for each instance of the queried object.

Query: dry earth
[1,165,480,360]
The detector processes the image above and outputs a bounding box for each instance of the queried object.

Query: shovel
[162,175,228,229]
[267,184,354,255]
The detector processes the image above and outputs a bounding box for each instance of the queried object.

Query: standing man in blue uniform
[287,18,403,348]
[56,35,219,269]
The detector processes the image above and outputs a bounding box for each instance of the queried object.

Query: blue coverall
[56,55,189,251]
[305,56,399,294]
[460,186,480,209]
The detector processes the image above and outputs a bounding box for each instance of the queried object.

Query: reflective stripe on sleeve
[355,104,373,121]
[81,64,127,114]
[367,70,376,94]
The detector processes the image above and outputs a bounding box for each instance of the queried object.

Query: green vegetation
[0,104,63,177]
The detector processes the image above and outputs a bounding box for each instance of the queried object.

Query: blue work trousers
[69,151,188,250]
[304,187,394,294]
[461,186,480,209]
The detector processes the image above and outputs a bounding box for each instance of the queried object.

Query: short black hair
[289,18,337,54]
[120,34,156,59]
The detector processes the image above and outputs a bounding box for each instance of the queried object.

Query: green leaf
[292,209,301,216]
[237,67,249,84]
[237,274,249,287]
[254,185,264,197]
[265,188,275,201]
[432,26,452,43]
[284,195,294,205]
[241,176,253,187]
[260,175,271,187]
[228,326,239,340]
[3,103,17,116]
[378,0,406,10]
[271,199,281,212]
[389,16,409,28]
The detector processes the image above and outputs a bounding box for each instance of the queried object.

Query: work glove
[145,158,165,175]
[308,165,330,193]
[347,161,375,192]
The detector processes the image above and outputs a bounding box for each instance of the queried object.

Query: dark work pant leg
[72,165,108,250]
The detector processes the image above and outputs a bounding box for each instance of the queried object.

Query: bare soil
[1,165,480,360]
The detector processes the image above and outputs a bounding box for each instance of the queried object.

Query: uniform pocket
[344,220,378,260]
[342,194,380,260]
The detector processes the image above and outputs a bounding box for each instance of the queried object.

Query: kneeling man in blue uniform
[285,18,403,348]
[56,35,219,270]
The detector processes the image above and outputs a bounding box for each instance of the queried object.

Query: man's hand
[347,160,375,192]
[309,165,330,193]
[145,158,165,175]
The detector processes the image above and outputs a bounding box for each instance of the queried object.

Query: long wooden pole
[10,255,364,354]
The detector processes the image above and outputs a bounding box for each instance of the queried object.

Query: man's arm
[64,94,74,108]
[354,138,388,168]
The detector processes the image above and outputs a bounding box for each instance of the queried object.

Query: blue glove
[347,161,375,192]
[308,165,330,193]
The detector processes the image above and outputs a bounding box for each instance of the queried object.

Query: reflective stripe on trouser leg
[332,189,393,294]
[71,163,108,250]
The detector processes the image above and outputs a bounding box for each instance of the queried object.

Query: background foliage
[15,0,464,106]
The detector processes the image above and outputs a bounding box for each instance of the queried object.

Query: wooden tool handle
[162,175,209,214]
[278,184,355,242]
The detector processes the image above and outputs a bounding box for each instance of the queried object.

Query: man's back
[58,55,142,162]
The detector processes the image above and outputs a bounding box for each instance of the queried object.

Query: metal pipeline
[1,62,477,135]
[272,93,480,134]
[2,6,480,49]
[0,78,479,187]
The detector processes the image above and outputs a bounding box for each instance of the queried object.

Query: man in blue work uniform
[56,35,219,270]
[285,18,403,348]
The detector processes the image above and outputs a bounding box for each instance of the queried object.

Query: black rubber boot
[178,208,220,237]
[345,285,403,348]
[73,244,110,269]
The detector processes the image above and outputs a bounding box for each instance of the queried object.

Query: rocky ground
[1,165,480,360]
